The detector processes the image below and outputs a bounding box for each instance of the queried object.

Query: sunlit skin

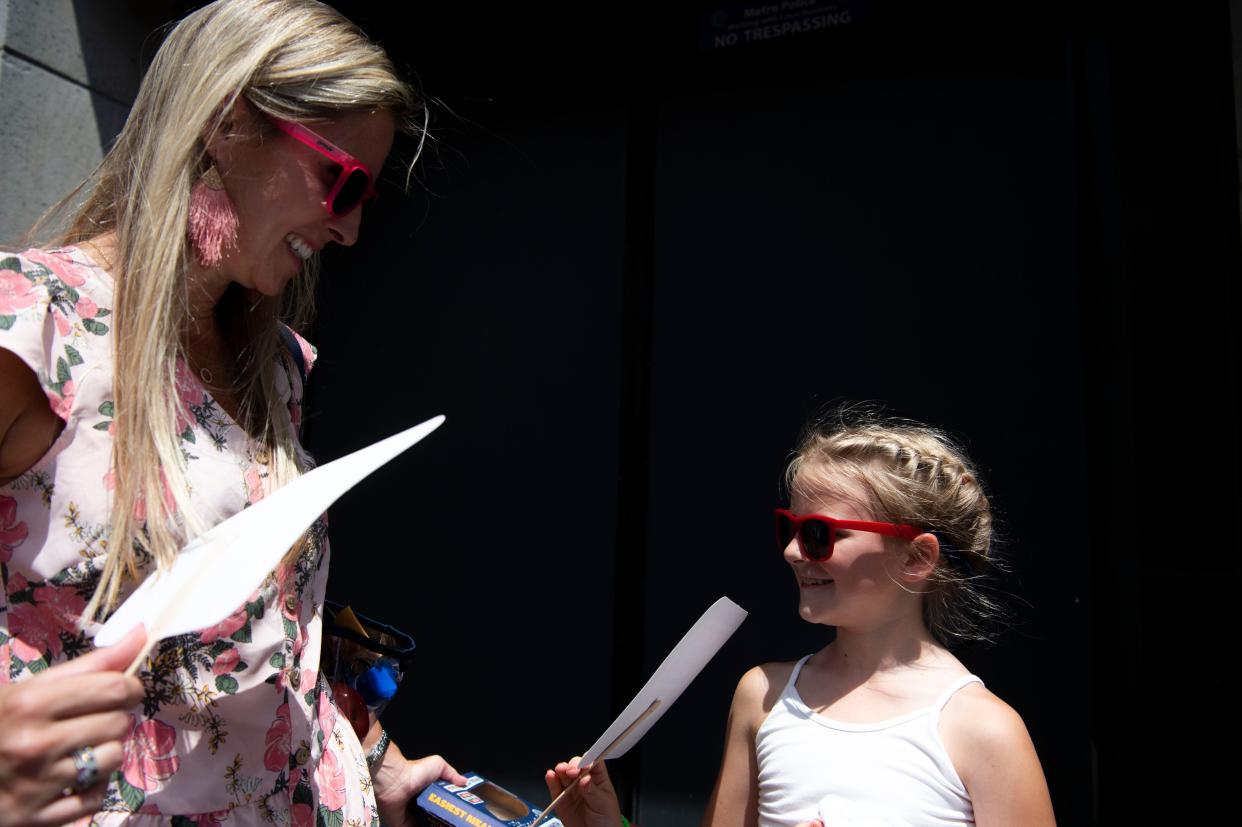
[192,105,396,312]
[543,465,1056,827]
[783,479,930,636]
[780,471,968,724]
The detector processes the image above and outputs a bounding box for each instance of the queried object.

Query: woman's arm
[362,720,466,827]
[700,665,773,827]
[0,348,62,484]
[0,626,146,827]
[940,686,1057,827]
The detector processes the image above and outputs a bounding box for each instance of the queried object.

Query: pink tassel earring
[188,164,238,268]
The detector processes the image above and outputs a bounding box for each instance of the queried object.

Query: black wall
[288,2,1241,824]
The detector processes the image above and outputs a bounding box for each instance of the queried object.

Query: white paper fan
[94,415,445,661]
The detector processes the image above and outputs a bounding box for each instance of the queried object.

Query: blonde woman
[0,1,464,824]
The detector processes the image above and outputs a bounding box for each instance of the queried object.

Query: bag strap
[278,324,308,387]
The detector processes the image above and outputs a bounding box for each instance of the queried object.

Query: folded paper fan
[580,596,747,764]
[94,415,446,659]
[531,596,747,827]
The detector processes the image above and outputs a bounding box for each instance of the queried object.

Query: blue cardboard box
[415,774,562,827]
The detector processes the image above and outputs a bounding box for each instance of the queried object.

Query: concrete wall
[0,0,175,244]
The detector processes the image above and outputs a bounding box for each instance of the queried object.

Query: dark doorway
[293,2,1241,824]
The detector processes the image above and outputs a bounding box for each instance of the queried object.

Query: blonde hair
[786,405,1006,645]
[31,0,421,618]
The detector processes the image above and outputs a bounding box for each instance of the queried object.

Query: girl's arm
[940,686,1057,827]
[700,665,776,827]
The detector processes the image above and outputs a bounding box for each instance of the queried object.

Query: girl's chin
[798,602,835,624]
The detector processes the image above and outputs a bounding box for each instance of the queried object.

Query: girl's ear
[899,533,941,583]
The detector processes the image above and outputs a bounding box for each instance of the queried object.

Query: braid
[786,406,1007,646]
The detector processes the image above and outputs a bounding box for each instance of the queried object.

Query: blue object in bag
[358,660,400,705]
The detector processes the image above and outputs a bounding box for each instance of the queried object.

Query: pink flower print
[21,248,88,287]
[316,681,337,739]
[198,604,247,644]
[313,746,347,812]
[46,380,75,421]
[9,606,61,660]
[52,307,72,336]
[0,496,28,564]
[245,466,265,505]
[121,716,181,792]
[290,803,314,827]
[0,268,37,315]
[9,584,85,660]
[6,571,28,595]
[211,647,240,676]
[74,295,98,319]
[297,337,316,373]
[10,636,42,664]
[263,702,292,772]
[193,811,228,827]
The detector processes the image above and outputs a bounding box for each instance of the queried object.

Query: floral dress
[0,247,376,826]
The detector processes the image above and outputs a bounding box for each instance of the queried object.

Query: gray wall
[0,0,173,244]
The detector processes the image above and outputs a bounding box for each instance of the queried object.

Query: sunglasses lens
[332,169,371,215]
[799,519,832,561]
[776,513,796,550]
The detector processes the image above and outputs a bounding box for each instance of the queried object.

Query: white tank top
[755,655,980,827]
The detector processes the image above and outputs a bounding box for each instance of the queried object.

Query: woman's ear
[899,533,941,583]
[204,98,254,167]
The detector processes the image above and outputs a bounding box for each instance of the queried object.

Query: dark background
[243,1,1239,824]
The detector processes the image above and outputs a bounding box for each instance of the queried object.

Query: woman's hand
[543,757,623,827]
[368,732,467,827]
[0,625,146,827]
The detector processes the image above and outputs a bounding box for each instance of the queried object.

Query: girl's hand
[0,625,146,827]
[369,734,466,827]
[543,757,623,827]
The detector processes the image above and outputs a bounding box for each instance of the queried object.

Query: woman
[0,1,462,824]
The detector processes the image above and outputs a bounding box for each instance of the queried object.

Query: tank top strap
[783,654,813,699]
[933,674,984,712]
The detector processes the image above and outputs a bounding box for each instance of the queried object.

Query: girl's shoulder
[732,660,803,723]
[939,680,1032,753]
[938,681,1055,821]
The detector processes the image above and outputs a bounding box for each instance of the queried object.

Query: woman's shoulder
[2,246,113,314]
[4,245,106,281]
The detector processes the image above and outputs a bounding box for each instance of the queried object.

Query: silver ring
[70,745,99,790]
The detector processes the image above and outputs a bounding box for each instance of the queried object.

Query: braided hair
[786,406,1006,646]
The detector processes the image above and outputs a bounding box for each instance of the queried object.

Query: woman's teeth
[800,576,833,586]
[286,233,313,260]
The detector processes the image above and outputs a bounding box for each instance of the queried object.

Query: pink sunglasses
[269,117,378,217]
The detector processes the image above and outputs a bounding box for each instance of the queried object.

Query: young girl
[545,411,1056,827]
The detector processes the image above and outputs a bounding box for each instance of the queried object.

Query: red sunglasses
[269,117,377,217]
[775,508,921,562]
